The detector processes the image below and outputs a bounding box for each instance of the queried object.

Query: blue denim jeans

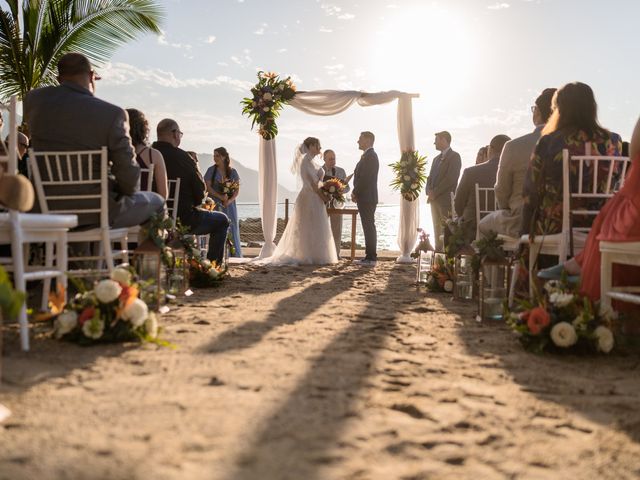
[188,210,230,264]
[111,191,166,228]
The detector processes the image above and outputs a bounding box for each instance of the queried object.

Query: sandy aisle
[1,261,640,480]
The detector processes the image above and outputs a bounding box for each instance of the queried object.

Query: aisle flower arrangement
[506,279,616,354]
[241,71,297,140]
[389,151,428,201]
[425,254,455,293]
[188,257,228,289]
[411,228,434,259]
[53,268,163,345]
[321,177,347,204]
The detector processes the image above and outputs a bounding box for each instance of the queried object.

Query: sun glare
[372,6,478,103]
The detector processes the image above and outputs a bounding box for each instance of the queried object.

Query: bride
[261,137,338,265]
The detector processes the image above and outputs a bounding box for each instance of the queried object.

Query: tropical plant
[389,150,428,201]
[0,0,163,104]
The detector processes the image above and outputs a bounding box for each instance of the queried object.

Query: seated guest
[522,82,622,236]
[475,146,489,165]
[3,131,29,178]
[152,119,229,264]
[453,134,511,243]
[24,52,164,228]
[204,147,242,258]
[126,108,168,199]
[479,88,556,238]
[539,116,640,311]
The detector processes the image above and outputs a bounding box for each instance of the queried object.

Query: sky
[11,0,640,201]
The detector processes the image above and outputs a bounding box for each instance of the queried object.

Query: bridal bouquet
[241,71,296,140]
[52,268,162,345]
[321,178,347,204]
[389,151,428,201]
[218,179,240,198]
[506,279,616,354]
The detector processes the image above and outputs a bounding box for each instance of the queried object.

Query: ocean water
[237,202,435,251]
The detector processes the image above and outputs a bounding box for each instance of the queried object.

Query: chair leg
[10,233,29,351]
[103,231,115,273]
[600,250,613,310]
[42,241,54,311]
[120,236,128,266]
[57,231,69,303]
[528,242,537,299]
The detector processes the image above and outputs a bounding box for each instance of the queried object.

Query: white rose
[202,259,212,269]
[54,311,78,338]
[444,280,453,293]
[263,92,272,101]
[94,279,122,304]
[549,292,574,308]
[329,186,336,193]
[82,316,104,340]
[543,280,562,294]
[111,267,132,285]
[410,183,418,189]
[262,107,270,112]
[403,175,411,181]
[550,322,578,348]
[599,303,619,321]
[594,326,614,353]
[122,298,149,327]
[209,268,220,280]
[145,312,159,339]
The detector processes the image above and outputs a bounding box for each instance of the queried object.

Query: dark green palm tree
[0,0,163,103]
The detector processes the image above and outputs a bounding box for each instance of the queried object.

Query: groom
[352,131,379,265]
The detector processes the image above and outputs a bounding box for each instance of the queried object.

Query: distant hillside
[195,153,297,203]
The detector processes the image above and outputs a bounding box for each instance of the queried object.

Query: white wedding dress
[260,147,338,266]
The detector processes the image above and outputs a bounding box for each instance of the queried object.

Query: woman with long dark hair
[204,147,242,257]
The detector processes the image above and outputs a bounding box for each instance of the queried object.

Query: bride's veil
[290,143,308,176]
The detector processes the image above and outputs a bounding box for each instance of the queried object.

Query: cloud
[205,36,216,44]
[319,26,333,33]
[320,3,355,20]
[277,48,288,53]
[100,62,253,91]
[324,64,344,76]
[487,2,510,9]
[254,23,267,35]
[338,13,355,20]
[157,29,192,50]
[230,49,252,67]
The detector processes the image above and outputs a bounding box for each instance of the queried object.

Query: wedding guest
[425,131,461,251]
[475,146,489,165]
[539,116,640,311]
[454,134,510,243]
[478,88,556,238]
[152,119,229,264]
[3,131,29,178]
[24,52,164,228]
[126,108,168,199]
[204,147,242,257]
[322,149,350,258]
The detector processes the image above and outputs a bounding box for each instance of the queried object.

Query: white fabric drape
[257,90,419,260]
[258,138,278,258]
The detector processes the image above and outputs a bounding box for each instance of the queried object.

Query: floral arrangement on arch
[389,151,428,201]
[52,267,164,345]
[506,278,616,354]
[241,71,297,140]
[321,178,347,204]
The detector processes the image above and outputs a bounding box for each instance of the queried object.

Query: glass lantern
[479,259,511,320]
[416,250,433,284]
[132,238,165,311]
[166,238,189,296]
[454,252,475,300]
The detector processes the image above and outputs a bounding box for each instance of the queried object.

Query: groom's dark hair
[361,131,375,143]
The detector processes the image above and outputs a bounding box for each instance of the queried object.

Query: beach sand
[1,260,640,480]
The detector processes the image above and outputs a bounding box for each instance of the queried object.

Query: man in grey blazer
[352,131,378,265]
[478,88,556,238]
[24,52,164,229]
[425,131,461,251]
[322,149,350,258]
[454,134,511,243]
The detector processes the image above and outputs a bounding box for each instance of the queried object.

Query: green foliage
[0,264,25,319]
[389,151,428,201]
[0,0,163,103]
[241,71,296,140]
[443,217,468,258]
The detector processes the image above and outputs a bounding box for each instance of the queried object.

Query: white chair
[474,184,519,251]
[600,241,640,309]
[167,178,181,226]
[127,163,156,242]
[521,147,630,295]
[0,97,77,351]
[29,147,129,277]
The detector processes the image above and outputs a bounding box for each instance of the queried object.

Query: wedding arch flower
[389,151,428,201]
[241,71,297,140]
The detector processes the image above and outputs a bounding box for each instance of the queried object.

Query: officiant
[322,149,350,259]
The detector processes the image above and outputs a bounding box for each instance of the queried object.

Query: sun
[371,5,479,101]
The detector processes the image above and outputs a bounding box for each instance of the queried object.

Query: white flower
[202,259,212,269]
[572,315,588,333]
[208,268,220,280]
[82,315,104,340]
[544,280,562,294]
[549,292,574,308]
[262,107,270,112]
[444,280,454,293]
[54,311,78,338]
[550,322,578,348]
[410,183,418,189]
[111,267,132,285]
[594,326,614,353]
[329,186,336,193]
[145,312,159,339]
[403,175,411,181]
[263,92,272,101]
[599,303,619,321]
[94,279,122,304]
[122,298,149,327]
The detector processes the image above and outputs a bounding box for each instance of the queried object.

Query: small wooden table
[327,207,359,260]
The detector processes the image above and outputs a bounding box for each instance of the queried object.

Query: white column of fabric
[396,95,419,263]
[258,137,278,258]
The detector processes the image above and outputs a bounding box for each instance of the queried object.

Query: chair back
[167,178,181,224]
[561,148,630,258]
[28,147,109,229]
[139,162,155,191]
[474,183,497,240]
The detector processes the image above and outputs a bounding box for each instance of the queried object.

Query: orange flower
[33,284,66,322]
[527,307,550,335]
